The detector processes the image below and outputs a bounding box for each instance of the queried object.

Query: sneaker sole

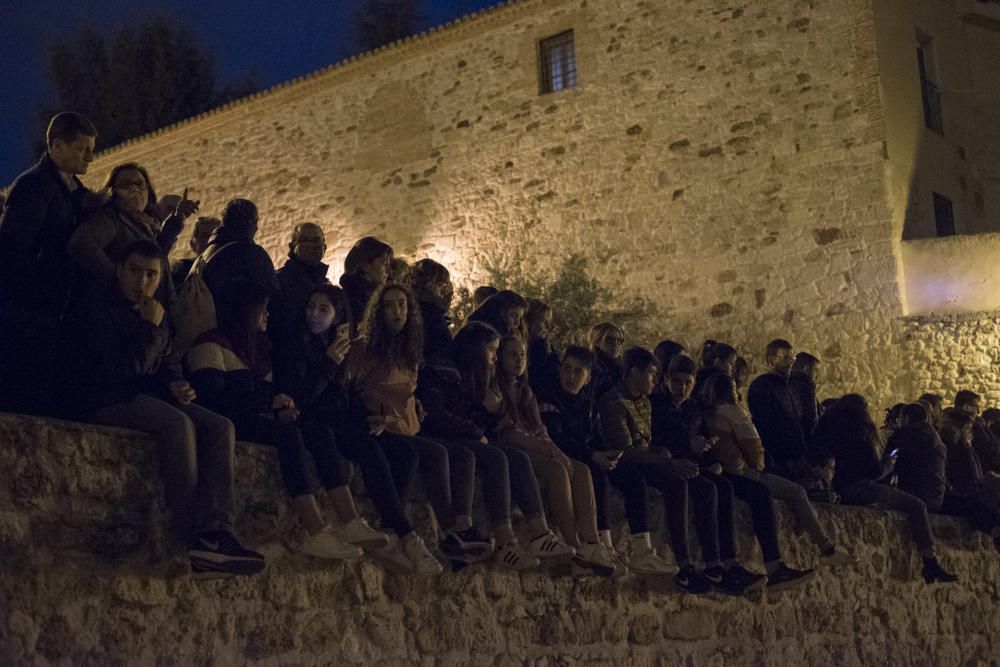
[190,557,265,577]
[743,576,768,593]
[571,557,616,577]
[345,535,392,549]
[630,565,678,576]
[187,549,266,565]
[766,570,817,593]
[298,546,364,561]
[371,554,415,576]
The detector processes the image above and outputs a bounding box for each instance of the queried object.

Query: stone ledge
[2,413,1000,666]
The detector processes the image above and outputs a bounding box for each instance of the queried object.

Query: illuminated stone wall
[85,0,944,407]
[901,233,1000,315]
[4,413,1000,666]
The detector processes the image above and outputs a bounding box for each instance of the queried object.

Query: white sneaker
[818,546,858,567]
[370,534,414,575]
[299,525,364,561]
[573,542,617,577]
[608,549,630,579]
[341,517,390,549]
[628,548,679,576]
[527,531,576,559]
[403,534,443,577]
[494,541,541,570]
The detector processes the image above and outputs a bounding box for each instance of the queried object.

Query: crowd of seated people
[2,111,995,591]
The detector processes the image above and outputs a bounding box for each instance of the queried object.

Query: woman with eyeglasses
[68,162,199,299]
[588,322,625,403]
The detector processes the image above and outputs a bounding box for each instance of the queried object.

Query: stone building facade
[84,0,1000,408]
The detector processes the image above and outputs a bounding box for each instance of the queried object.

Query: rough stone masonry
[3,414,1000,666]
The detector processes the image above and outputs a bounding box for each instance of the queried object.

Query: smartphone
[335,323,350,340]
[888,448,899,458]
[609,449,624,461]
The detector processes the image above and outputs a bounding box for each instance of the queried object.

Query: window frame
[538,30,577,95]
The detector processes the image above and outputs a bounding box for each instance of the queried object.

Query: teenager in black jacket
[60,240,263,578]
[818,396,957,583]
[338,236,392,336]
[537,346,677,576]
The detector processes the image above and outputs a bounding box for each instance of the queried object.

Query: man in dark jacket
[539,346,677,575]
[60,239,265,578]
[747,339,806,471]
[0,112,98,415]
[200,198,279,310]
[891,403,947,512]
[954,390,1000,473]
[270,222,330,346]
[827,398,957,583]
[788,352,820,441]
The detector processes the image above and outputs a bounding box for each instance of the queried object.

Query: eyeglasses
[114,180,146,192]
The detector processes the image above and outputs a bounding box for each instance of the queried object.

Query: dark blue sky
[0,0,497,186]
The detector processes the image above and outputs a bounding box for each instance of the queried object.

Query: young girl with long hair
[418,321,577,568]
[343,282,493,573]
[271,284,442,573]
[697,372,856,568]
[493,335,616,574]
[187,282,386,563]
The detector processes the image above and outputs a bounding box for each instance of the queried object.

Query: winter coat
[416,364,497,441]
[537,384,602,462]
[747,372,807,468]
[58,285,181,420]
[420,301,454,368]
[68,201,183,284]
[0,153,97,316]
[200,227,279,306]
[187,329,274,419]
[892,421,948,512]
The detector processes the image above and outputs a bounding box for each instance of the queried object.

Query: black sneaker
[922,558,959,584]
[674,565,712,594]
[440,527,493,563]
[727,564,767,592]
[188,530,266,579]
[704,566,747,596]
[765,563,816,593]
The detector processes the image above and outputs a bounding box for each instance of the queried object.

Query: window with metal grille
[539,30,577,94]
[917,36,944,135]
[933,192,956,236]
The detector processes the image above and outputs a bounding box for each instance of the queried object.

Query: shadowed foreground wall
[3,414,1000,666]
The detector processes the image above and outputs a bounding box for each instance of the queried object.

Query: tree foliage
[452,253,658,349]
[354,0,424,51]
[40,15,258,151]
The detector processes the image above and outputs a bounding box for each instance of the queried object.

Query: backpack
[170,242,235,354]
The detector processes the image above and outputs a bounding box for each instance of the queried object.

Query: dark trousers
[841,480,935,552]
[378,431,476,531]
[332,423,416,537]
[712,471,782,564]
[232,413,350,497]
[941,493,1000,535]
[92,393,235,538]
[433,438,511,526]
[617,460,720,565]
[589,460,650,534]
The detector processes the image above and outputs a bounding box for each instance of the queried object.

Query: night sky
[0,0,497,187]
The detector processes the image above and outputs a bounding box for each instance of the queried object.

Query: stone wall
[900,233,1000,315]
[4,413,1000,666]
[84,0,916,408]
[899,312,1000,405]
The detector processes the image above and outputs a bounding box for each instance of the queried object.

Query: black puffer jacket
[416,364,498,441]
[891,421,947,512]
[747,372,806,468]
